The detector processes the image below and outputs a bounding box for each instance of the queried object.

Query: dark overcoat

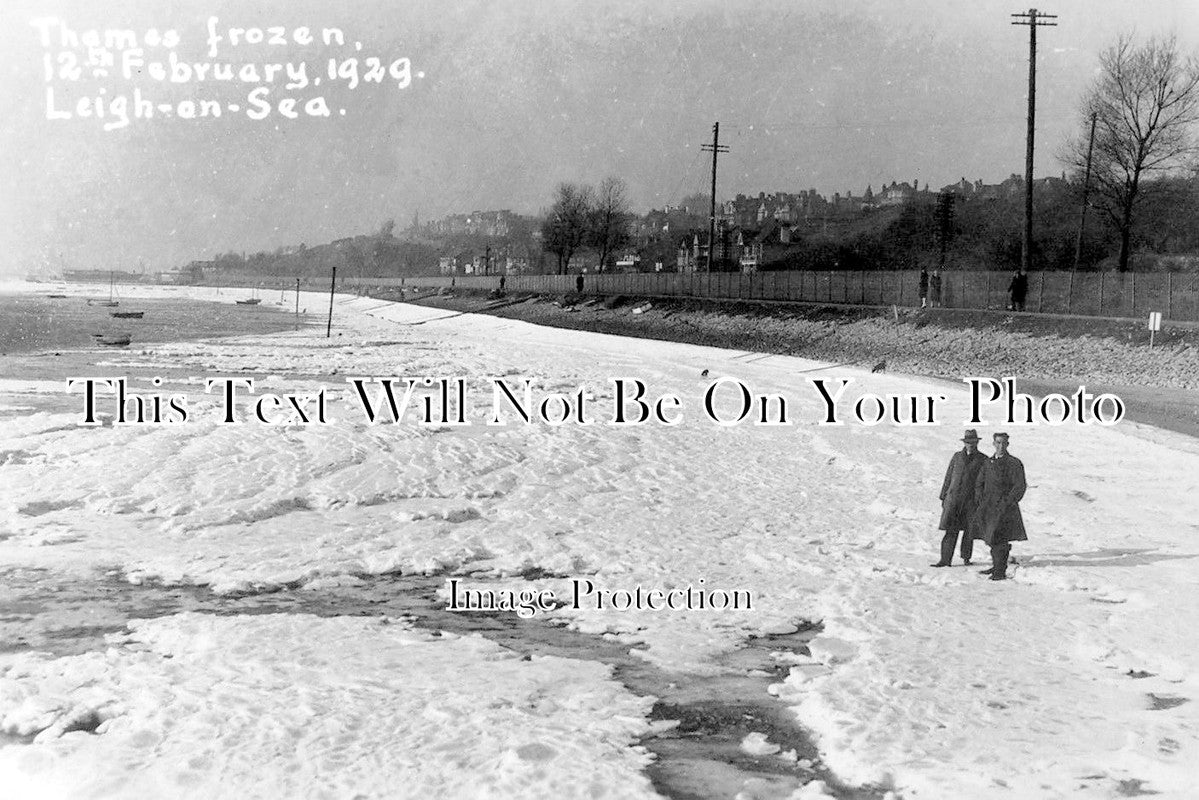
[938,448,987,531]
[972,453,1027,544]
[1009,273,1028,302]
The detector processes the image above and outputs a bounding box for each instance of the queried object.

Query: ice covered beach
[2,283,1199,799]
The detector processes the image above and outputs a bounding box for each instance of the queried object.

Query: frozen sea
[1,282,1198,799]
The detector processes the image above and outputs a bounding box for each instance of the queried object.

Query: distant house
[678,224,743,272]
[998,174,1025,198]
[938,176,1008,201]
[501,256,532,275]
[737,221,804,272]
[156,269,194,285]
[676,220,803,273]
[878,181,917,206]
[679,232,726,272]
[860,185,878,211]
[614,253,642,271]
[940,177,977,196]
[719,191,832,228]
[438,251,473,275]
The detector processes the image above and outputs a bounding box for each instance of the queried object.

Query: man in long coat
[932,429,987,567]
[973,432,1027,581]
[1009,271,1029,311]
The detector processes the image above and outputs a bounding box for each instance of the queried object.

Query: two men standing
[933,431,1027,581]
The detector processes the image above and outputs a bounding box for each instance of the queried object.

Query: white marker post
[1148,311,1162,348]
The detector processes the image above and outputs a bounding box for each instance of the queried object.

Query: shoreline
[0,287,313,360]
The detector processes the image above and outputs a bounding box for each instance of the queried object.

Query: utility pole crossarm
[1010,10,1058,25]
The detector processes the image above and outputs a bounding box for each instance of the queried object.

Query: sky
[1,0,1197,276]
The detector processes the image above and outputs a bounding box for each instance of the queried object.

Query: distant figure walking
[919,267,929,308]
[929,269,943,307]
[932,430,987,567]
[1008,270,1028,311]
[499,275,506,292]
[973,432,1027,581]
[576,274,585,294]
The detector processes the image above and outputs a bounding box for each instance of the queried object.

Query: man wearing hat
[932,429,988,567]
[972,432,1028,581]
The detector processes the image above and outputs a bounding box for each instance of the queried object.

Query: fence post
[1066,271,1074,314]
[1130,271,1135,317]
[1099,271,1105,315]
[1168,272,1173,319]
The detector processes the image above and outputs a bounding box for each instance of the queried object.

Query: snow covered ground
[2,282,1199,798]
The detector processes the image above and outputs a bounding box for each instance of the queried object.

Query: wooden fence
[215,270,1199,322]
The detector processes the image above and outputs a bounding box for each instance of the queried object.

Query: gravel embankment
[386,290,1199,437]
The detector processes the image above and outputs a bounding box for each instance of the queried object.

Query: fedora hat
[962,429,981,442]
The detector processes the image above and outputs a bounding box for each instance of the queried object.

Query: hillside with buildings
[162,170,1199,284]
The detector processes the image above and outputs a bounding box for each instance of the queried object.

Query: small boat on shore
[92,334,132,347]
[47,293,68,298]
[111,311,144,319]
[236,286,263,305]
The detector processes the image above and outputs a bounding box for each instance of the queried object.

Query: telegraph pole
[1073,110,1097,272]
[936,191,955,269]
[701,123,729,272]
[1011,8,1057,274]
[326,266,336,338]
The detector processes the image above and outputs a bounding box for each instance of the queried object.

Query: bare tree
[1065,34,1199,271]
[540,182,594,274]
[589,177,632,272]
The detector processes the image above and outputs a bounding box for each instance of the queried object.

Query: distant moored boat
[111,311,144,318]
